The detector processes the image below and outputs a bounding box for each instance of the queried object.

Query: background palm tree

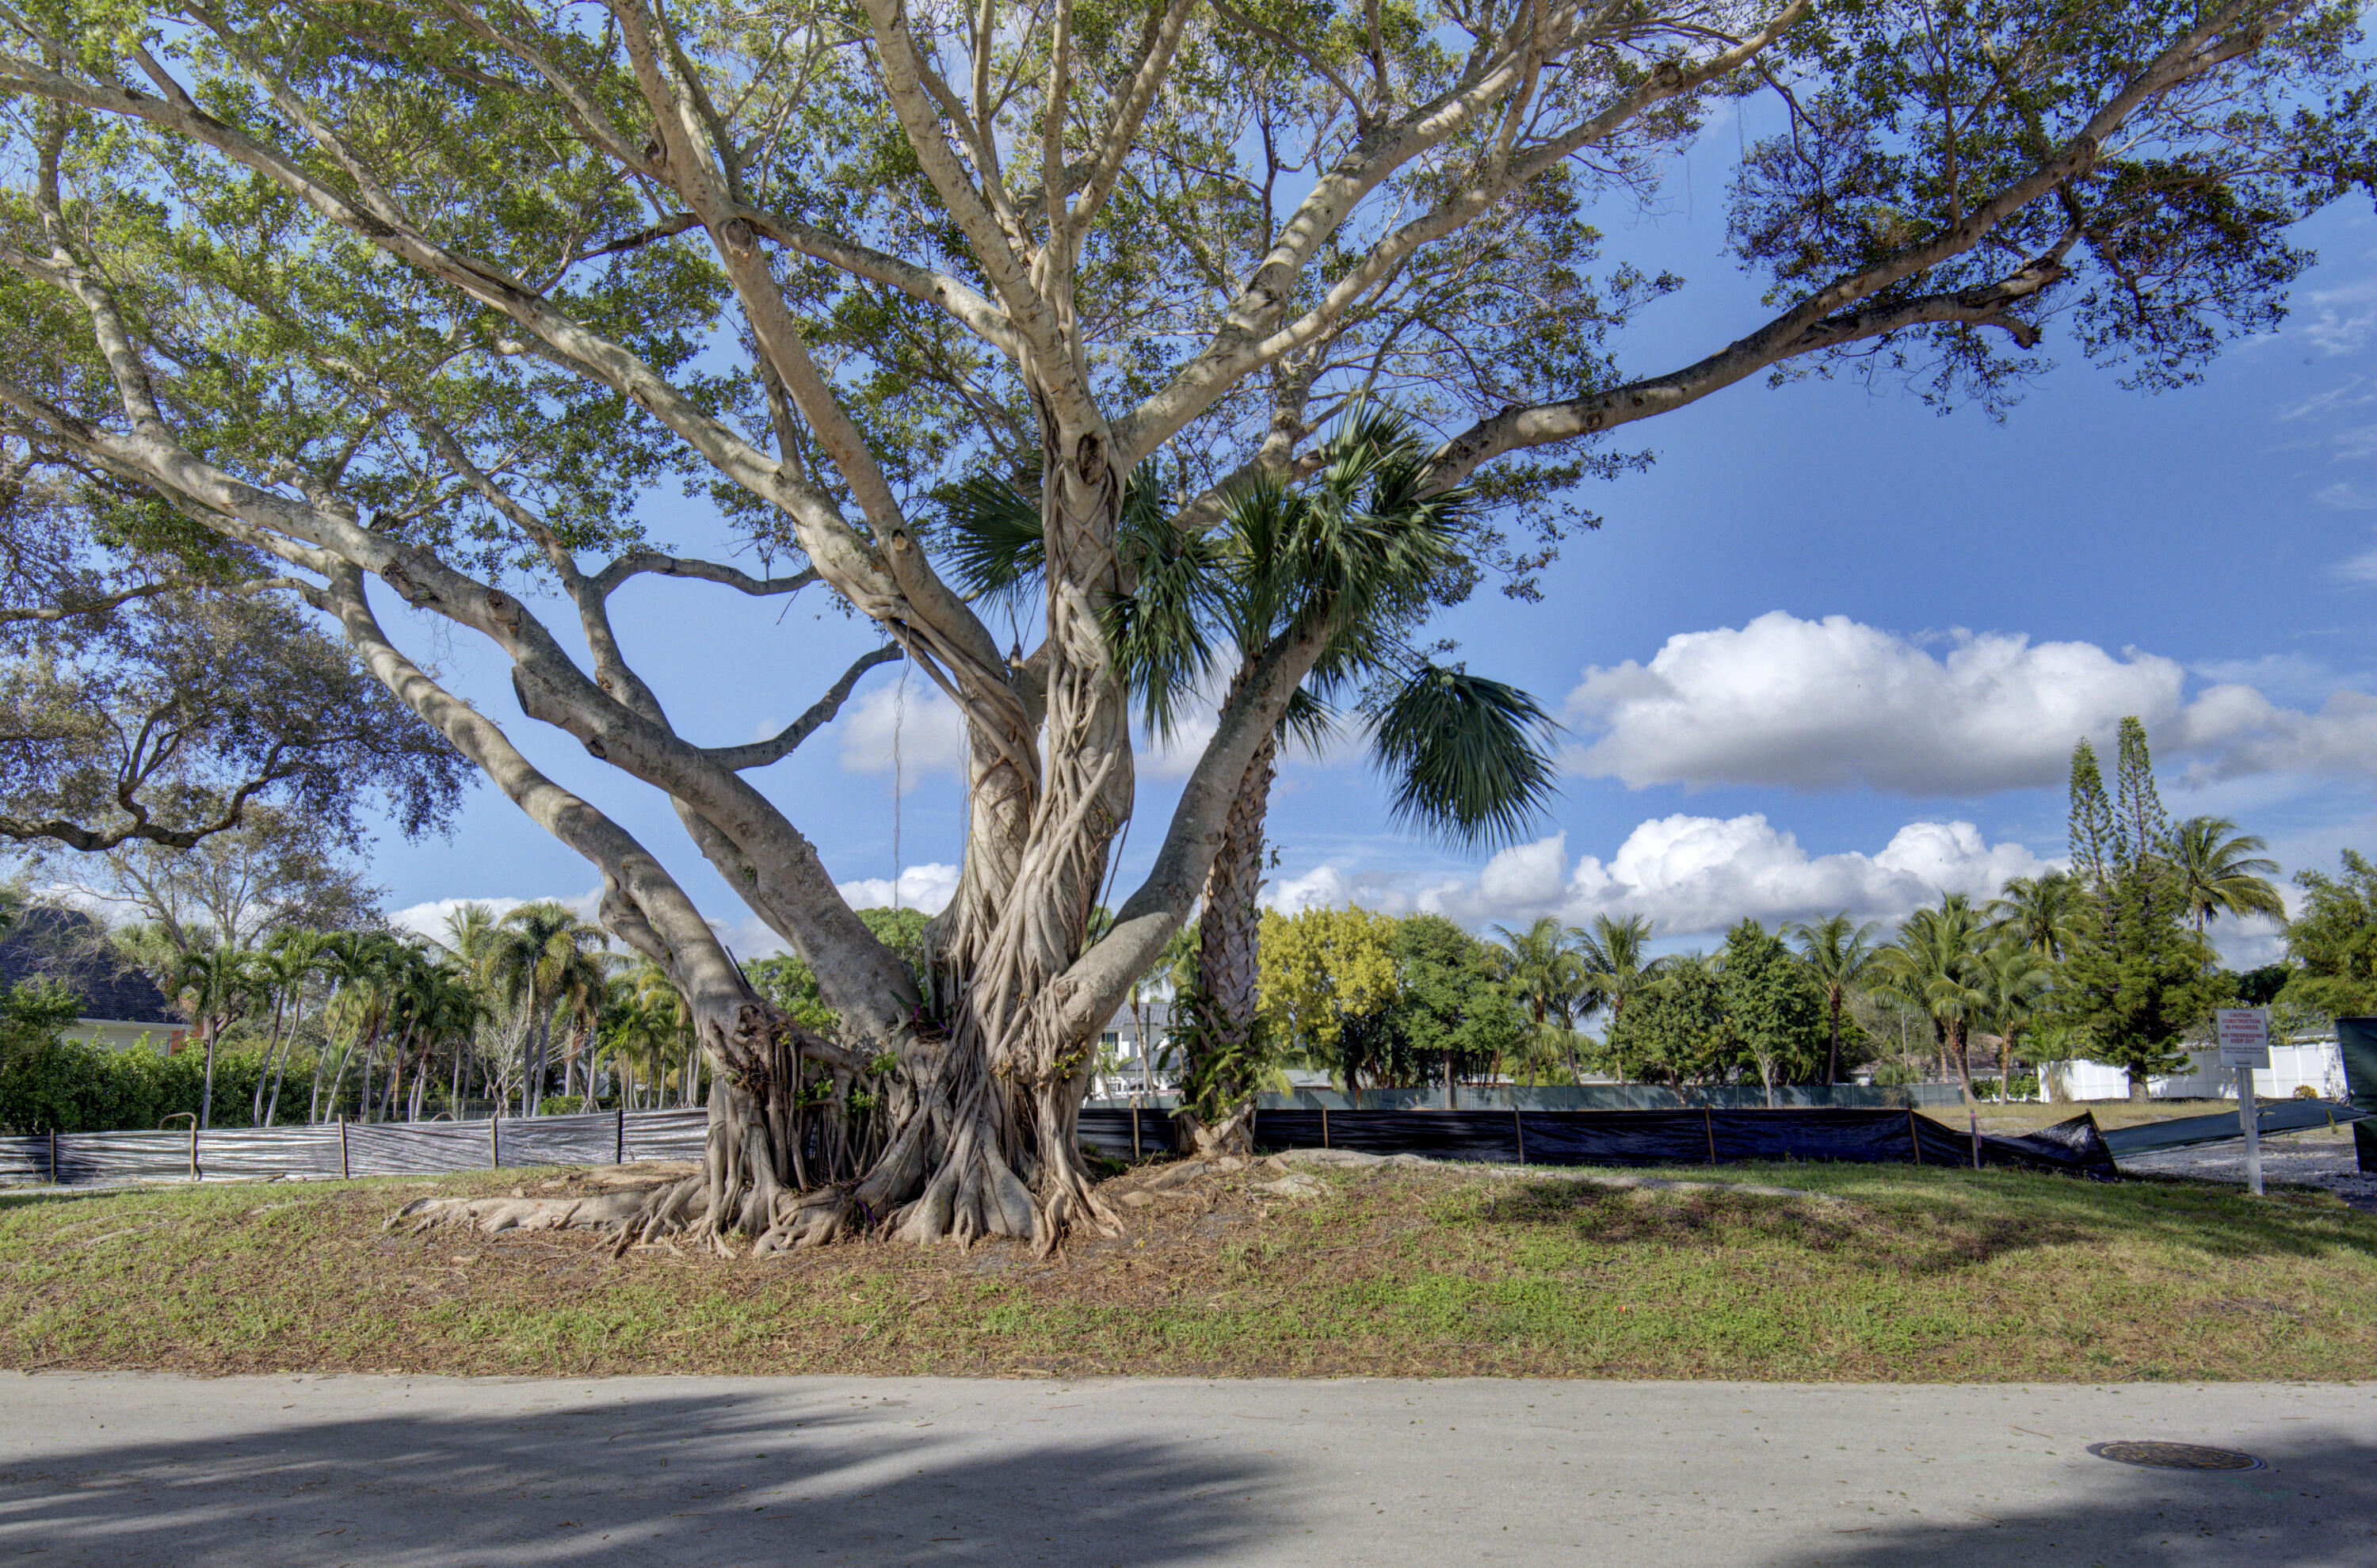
[250,929,324,1126]
[1875,895,1994,1103]
[166,944,251,1130]
[2167,815,2287,937]
[1492,916,1588,1082]
[1986,872,2078,963]
[1788,913,1883,1087]
[1976,941,2055,1101]
[1572,914,1669,1034]
[478,902,609,1116]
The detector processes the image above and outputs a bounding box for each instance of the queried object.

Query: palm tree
[167,945,253,1131]
[1874,895,1994,1103]
[310,929,402,1123]
[1986,872,2078,963]
[1976,941,2055,1101]
[2167,816,2287,937]
[1788,913,1884,1087]
[476,902,609,1116]
[1492,916,1587,1082]
[250,929,325,1126]
[1572,914,1669,1027]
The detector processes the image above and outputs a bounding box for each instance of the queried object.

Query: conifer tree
[2048,719,2222,1100]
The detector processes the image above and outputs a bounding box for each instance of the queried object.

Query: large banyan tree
[0,0,2367,1249]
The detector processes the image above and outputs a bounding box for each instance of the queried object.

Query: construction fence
[0,1102,2120,1187]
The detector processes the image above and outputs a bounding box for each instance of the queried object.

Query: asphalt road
[2,1373,2371,1566]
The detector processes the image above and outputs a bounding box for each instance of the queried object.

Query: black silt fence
[1077,1105,2118,1180]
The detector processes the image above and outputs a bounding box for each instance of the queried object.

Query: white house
[2041,1039,2348,1102]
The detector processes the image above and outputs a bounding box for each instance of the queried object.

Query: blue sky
[369,135,2377,972]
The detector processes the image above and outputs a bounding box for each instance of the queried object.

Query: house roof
[0,906,178,1025]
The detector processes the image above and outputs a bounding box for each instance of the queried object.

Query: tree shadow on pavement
[1757,1429,2377,1568]
[0,1388,1288,1566]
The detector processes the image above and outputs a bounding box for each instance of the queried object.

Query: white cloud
[388,891,603,948]
[2333,538,2377,582]
[833,676,967,792]
[2313,482,2377,512]
[1563,611,2377,796]
[833,861,960,917]
[1267,816,2051,939]
[2294,273,2377,358]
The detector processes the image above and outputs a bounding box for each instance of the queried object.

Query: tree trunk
[2129,1066,2150,1104]
[197,1018,219,1132]
[1950,1020,1978,1104]
[1825,993,1842,1088]
[254,986,290,1127]
[1181,731,1273,1153]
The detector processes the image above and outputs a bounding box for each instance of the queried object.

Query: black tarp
[1080,1105,2117,1179]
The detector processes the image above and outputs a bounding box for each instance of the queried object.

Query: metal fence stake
[490,1116,499,1170]
[338,1116,350,1181]
[1513,1104,1526,1165]
[616,1107,627,1166]
[1131,1103,1142,1160]
[1321,1105,1330,1148]
[48,1128,57,1185]
[1704,1108,1716,1166]
[1906,1107,1922,1166]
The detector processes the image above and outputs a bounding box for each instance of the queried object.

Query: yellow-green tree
[1257,907,1400,1099]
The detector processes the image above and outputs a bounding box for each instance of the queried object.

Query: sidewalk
[2,1373,2370,1565]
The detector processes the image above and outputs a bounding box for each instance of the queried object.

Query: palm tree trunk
[263,980,306,1127]
[1826,993,1843,1088]
[1188,733,1275,1144]
[253,986,289,1127]
[197,1017,220,1132]
[1949,1020,1978,1104]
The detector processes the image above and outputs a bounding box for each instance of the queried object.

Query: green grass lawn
[2,1156,2371,1381]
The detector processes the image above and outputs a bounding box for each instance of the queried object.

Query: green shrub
[0,1036,289,1134]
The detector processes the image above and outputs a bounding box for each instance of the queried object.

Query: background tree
[2046,720,2224,1101]
[1977,940,2055,1101]
[40,807,381,958]
[479,903,609,1118]
[4,0,2365,1248]
[1987,873,2079,964]
[2284,849,2377,1017]
[1788,912,1882,1086]
[1,559,468,855]
[1492,916,1591,1083]
[1716,918,1828,1105]
[1601,954,1727,1097]
[2168,815,2287,939]
[1875,895,1995,1103]
[1257,905,1400,1104]
[1389,915,1524,1106]
[164,944,250,1130]
[1573,914,1672,1041]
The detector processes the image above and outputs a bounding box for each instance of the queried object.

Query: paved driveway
[2,1373,2370,1566]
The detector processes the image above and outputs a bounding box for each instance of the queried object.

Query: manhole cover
[2087,1440,2266,1472]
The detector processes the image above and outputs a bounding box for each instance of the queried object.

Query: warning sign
[2214,1008,2272,1070]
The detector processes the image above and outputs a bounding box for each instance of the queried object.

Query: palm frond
[1369,663,1561,849]
[933,465,1044,618]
